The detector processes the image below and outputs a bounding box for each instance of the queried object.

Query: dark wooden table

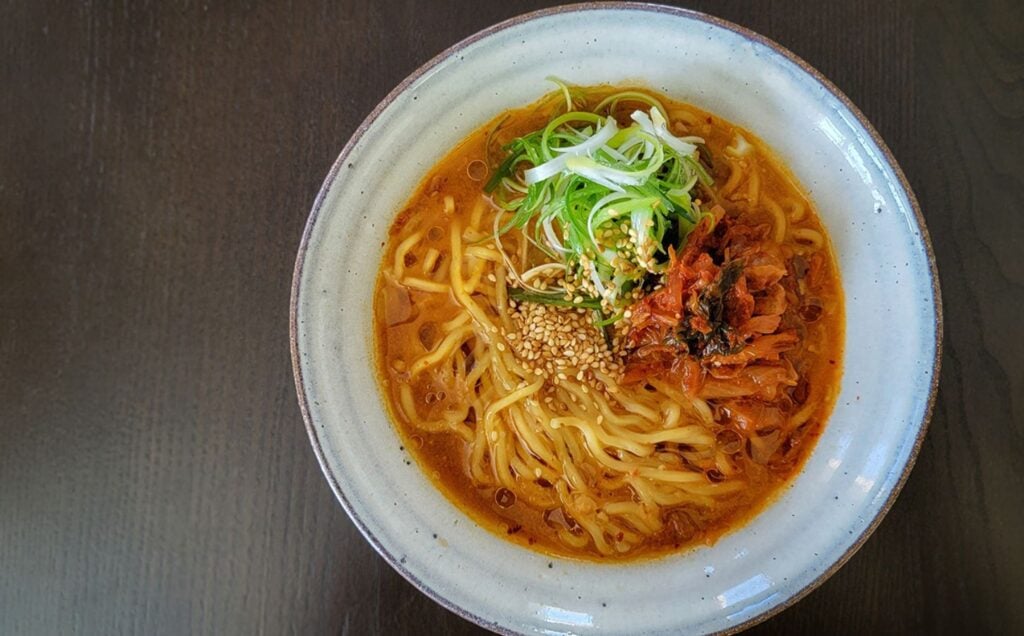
[2,1,1021,633]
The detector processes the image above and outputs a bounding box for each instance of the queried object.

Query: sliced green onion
[509,288,602,309]
[489,80,715,321]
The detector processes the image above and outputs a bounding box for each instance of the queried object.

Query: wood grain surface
[1,1,1021,633]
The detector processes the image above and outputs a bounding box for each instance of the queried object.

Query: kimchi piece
[623,207,818,462]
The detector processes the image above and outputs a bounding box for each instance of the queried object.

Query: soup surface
[374,84,843,560]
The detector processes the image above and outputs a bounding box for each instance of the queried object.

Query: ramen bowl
[290,4,941,634]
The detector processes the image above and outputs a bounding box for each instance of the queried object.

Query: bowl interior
[292,6,939,634]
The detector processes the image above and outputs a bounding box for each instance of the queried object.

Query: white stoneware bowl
[291,4,941,634]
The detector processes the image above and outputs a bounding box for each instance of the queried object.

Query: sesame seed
[503,292,626,391]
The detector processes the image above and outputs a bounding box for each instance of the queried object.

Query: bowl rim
[289,3,943,634]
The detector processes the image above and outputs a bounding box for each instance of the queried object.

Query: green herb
[677,260,744,357]
[488,79,714,320]
[509,288,602,310]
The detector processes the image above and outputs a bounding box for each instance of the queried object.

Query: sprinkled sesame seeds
[506,298,626,390]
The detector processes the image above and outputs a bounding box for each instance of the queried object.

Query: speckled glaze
[290,4,941,634]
